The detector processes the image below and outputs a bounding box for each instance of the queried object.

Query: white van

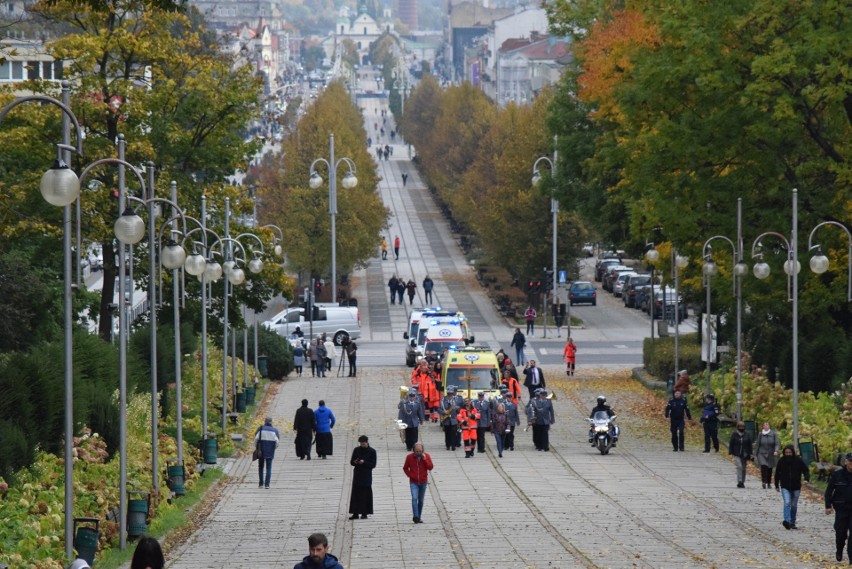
[264,305,360,345]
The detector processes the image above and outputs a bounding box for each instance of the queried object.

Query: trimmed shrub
[643,333,702,379]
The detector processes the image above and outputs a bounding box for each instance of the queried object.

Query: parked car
[612,272,638,297]
[582,243,594,257]
[649,288,688,322]
[622,274,652,307]
[595,258,622,282]
[602,265,631,292]
[568,281,597,306]
[264,305,361,345]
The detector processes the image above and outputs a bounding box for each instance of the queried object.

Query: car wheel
[333,331,348,346]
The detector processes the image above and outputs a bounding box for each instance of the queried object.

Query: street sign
[558,270,567,285]
[716,345,730,353]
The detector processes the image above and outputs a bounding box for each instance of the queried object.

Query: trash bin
[166,461,186,496]
[245,385,256,406]
[236,391,247,413]
[203,437,218,464]
[73,517,99,565]
[257,355,268,378]
[127,490,150,539]
[798,436,816,466]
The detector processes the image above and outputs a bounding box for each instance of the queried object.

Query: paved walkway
[165,86,838,569]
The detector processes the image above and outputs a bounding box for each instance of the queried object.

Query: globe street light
[531,136,560,338]
[308,133,358,304]
[807,222,852,303]
[672,249,689,379]
[0,83,84,560]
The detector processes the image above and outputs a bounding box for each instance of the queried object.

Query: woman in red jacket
[402,442,433,524]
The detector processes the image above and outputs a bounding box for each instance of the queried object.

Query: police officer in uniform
[398,390,426,452]
[665,389,692,451]
[826,453,852,562]
[700,393,722,452]
[439,386,464,451]
[473,392,491,453]
[526,389,555,451]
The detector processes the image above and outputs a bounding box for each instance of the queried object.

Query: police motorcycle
[587,411,618,455]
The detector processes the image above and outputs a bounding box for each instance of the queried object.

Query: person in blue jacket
[314,400,336,459]
[255,417,280,488]
[293,533,345,569]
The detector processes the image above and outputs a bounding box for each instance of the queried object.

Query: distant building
[397,0,418,30]
[495,34,571,105]
[0,36,64,95]
[333,0,395,65]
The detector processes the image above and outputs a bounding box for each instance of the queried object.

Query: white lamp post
[531,136,560,338]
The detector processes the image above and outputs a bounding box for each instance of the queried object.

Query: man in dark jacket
[473,391,491,454]
[294,399,316,460]
[348,435,377,520]
[775,444,809,530]
[422,275,434,303]
[699,394,722,453]
[664,389,691,451]
[294,533,345,569]
[388,275,399,305]
[254,417,279,488]
[826,453,852,562]
[588,395,618,446]
[522,360,545,399]
[728,421,753,488]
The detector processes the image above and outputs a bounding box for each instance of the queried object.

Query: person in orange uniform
[563,337,577,376]
[457,399,480,457]
[501,369,522,406]
[411,363,438,413]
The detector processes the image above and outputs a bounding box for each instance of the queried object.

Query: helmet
[596,395,606,405]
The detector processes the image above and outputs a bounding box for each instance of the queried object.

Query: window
[0,61,10,80]
[340,25,344,34]
[28,61,39,80]
[11,61,24,80]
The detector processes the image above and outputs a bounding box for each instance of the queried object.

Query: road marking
[614,344,628,349]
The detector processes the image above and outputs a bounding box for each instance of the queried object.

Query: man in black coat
[826,452,852,562]
[294,399,316,460]
[700,394,722,452]
[664,389,691,452]
[388,275,399,305]
[774,443,809,530]
[348,435,377,520]
[522,360,545,399]
[728,421,753,488]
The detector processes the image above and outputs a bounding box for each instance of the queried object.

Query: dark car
[651,289,688,322]
[569,281,597,306]
[622,274,651,308]
[595,258,622,282]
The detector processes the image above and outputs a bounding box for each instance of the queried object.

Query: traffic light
[543,269,554,291]
[534,280,542,294]
[526,280,535,293]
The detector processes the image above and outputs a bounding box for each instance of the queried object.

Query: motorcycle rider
[588,395,618,447]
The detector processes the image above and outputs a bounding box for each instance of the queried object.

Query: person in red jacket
[402,442,433,523]
[563,337,577,376]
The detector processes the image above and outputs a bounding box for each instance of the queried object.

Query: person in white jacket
[323,337,337,373]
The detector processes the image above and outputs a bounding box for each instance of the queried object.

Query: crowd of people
[290,329,358,378]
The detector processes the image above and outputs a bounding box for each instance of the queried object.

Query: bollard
[245,385,256,406]
[73,517,100,565]
[203,436,218,464]
[235,390,247,413]
[127,490,150,539]
[166,460,186,496]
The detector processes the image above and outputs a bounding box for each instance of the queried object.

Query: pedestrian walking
[422,275,434,304]
[294,399,316,460]
[254,417,280,488]
[323,336,337,372]
[314,337,327,377]
[130,536,165,569]
[473,392,491,454]
[396,278,406,304]
[522,359,545,399]
[388,275,399,304]
[398,390,426,451]
[314,400,336,458]
[500,369,522,406]
[406,278,417,304]
[665,389,691,451]
[439,386,464,451]
[293,341,306,376]
[755,421,780,488]
[457,399,480,457]
[699,393,721,452]
[526,389,555,451]
[674,369,691,394]
[775,444,809,530]
[384,146,390,160]
[375,146,382,160]
[349,435,377,520]
[293,533,345,569]
[491,403,509,457]
[345,338,358,377]
[393,235,401,260]
[307,340,318,376]
[402,442,433,524]
[524,305,537,336]
[729,421,754,487]
[494,385,520,451]
[380,238,388,260]
[827,453,852,562]
[563,337,577,376]
[402,172,408,187]
[510,328,526,365]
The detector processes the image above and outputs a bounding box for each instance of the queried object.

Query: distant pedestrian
[375,146,382,160]
[384,146,389,160]
[367,136,372,147]
[293,342,305,376]
[402,172,408,186]
[728,421,754,488]
[755,421,780,489]
[294,399,316,460]
[674,369,691,394]
[254,417,280,488]
[510,328,526,365]
[380,238,388,260]
[491,402,509,457]
[293,533,345,569]
[380,127,385,137]
[439,386,464,450]
[402,442,433,523]
[494,385,520,450]
[826,453,852,562]
[307,340,318,376]
[323,337,337,372]
[406,279,417,304]
[422,275,434,303]
[396,278,406,304]
[388,275,399,305]
[130,536,165,569]
[522,359,545,399]
[314,400,336,458]
[699,394,721,452]
[563,337,577,376]
[314,338,327,378]
[775,444,809,530]
[398,390,426,451]
[665,389,691,452]
[473,392,491,454]
[390,129,396,141]
[524,305,537,336]
[394,235,401,260]
[345,338,358,377]
[526,389,555,451]
[349,435,377,520]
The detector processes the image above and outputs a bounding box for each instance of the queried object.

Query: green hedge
[643,332,702,379]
